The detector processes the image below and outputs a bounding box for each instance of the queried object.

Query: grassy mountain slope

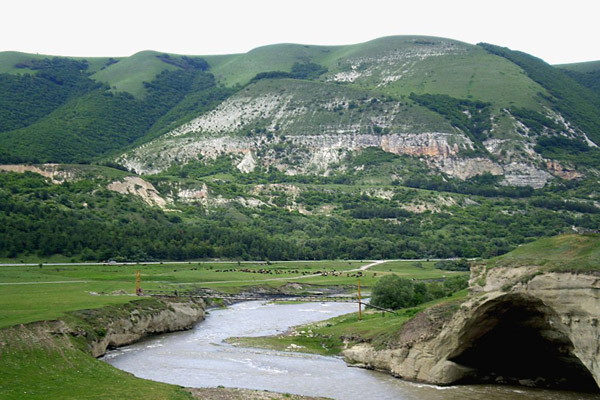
[489,233,600,271]
[556,60,600,97]
[0,51,114,74]
[205,36,546,109]
[479,43,600,144]
[320,36,546,109]
[557,60,600,73]
[2,36,600,178]
[206,43,341,86]
[90,50,180,97]
[0,51,49,74]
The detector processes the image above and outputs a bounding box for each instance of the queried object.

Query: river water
[103,301,599,400]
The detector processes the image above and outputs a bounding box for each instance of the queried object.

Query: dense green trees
[250,62,328,83]
[561,68,600,96]
[434,259,470,271]
[534,136,600,169]
[404,173,534,198]
[0,56,236,163]
[409,93,492,147]
[0,58,99,134]
[371,274,469,310]
[2,170,598,262]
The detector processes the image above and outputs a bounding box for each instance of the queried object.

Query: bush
[371,274,470,310]
[371,275,415,309]
[434,259,470,271]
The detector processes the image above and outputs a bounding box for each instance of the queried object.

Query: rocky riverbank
[342,266,600,391]
[188,388,331,400]
[81,297,207,358]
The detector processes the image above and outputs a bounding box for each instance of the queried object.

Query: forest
[1,171,598,262]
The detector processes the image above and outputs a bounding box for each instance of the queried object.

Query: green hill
[1,35,600,182]
[490,233,600,271]
[90,50,180,97]
[557,60,600,73]
[0,51,114,75]
[0,55,227,163]
[556,60,600,97]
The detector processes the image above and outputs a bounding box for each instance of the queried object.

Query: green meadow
[0,259,464,329]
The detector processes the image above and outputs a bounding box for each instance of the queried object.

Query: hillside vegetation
[489,233,600,271]
[2,167,599,262]
[1,36,600,263]
[557,60,600,97]
[1,35,599,173]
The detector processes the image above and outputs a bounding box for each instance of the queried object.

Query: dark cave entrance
[448,294,598,392]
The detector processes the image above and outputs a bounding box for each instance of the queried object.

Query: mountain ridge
[1,35,599,189]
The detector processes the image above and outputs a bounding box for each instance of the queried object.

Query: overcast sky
[2,0,598,65]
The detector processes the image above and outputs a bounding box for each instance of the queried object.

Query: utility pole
[357,278,362,320]
[135,270,142,296]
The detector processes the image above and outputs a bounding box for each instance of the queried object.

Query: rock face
[113,75,597,188]
[0,164,77,183]
[343,267,600,391]
[82,298,205,358]
[107,176,169,208]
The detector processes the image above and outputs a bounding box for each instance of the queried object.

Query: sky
[1,0,599,65]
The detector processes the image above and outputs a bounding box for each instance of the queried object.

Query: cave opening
[448,294,598,392]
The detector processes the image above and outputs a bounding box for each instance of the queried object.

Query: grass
[0,258,463,329]
[324,37,546,109]
[556,60,600,73]
[90,50,179,97]
[206,43,341,87]
[0,260,377,328]
[0,282,134,329]
[0,51,116,75]
[0,323,194,400]
[370,260,468,279]
[488,233,600,271]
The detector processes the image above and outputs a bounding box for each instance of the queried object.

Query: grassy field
[488,233,600,271]
[0,323,194,400]
[369,260,467,279]
[0,259,465,329]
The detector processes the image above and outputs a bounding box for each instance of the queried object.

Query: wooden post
[135,270,142,296]
[358,279,362,320]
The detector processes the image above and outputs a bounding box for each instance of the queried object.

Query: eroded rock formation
[343,267,600,391]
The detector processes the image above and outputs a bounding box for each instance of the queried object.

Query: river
[103,301,600,400]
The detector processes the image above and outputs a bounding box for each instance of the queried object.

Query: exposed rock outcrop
[57,298,206,358]
[118,132,471,176]
[107,176,169,208]
[343,267,600,391]
[89,298,205,357]
[0,164,77,183]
